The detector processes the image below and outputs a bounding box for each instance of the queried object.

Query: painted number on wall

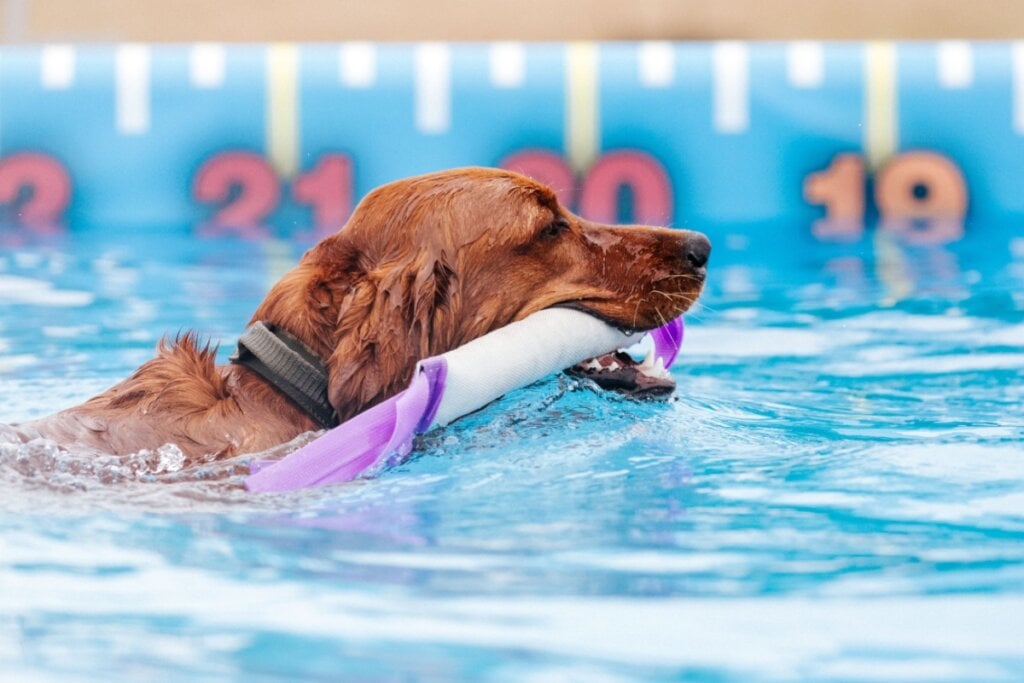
[192,152,354,239]
[805,151,968,244]
[0,153,72,233]
[501,149,673,225]
[192,148,675,241]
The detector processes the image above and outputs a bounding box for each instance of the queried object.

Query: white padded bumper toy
[246,308,684,492]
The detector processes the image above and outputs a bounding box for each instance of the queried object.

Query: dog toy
[246,309,684,493]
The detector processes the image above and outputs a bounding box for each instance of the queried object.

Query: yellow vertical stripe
[566,42,599,174]
[266,43,299,178]
[866,43,909,305]
[865,41,897,172]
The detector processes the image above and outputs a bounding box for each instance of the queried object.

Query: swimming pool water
[1,227,1022,681]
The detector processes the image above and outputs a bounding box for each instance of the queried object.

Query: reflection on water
[0,226,1023,681]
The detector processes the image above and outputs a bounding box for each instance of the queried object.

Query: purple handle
[245,357,446,493]
[650,316,684,368]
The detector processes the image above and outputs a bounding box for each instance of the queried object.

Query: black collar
[229,321,339,429]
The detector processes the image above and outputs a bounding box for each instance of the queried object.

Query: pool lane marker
[266,43,299,178]
[115,44,150,135]
[787,41,824,89]
[865,41,897,172]
[41,45,75,90]
[490,42,526,89]
[1013,42,1024,135]
[190,43,226,89]
[638,42,674,88]
[712,41,749,134]
[415,43,451,134]
[339,42,377,88]
[937,41,973,90]
[566,42,599,173]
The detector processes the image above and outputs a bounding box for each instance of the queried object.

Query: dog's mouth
[565,349,675,398]
[549,302,677,398]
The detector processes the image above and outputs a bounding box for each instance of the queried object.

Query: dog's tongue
[566,349,675,397]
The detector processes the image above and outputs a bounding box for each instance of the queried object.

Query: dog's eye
[539,217,570,239]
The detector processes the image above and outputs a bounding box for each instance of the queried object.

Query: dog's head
[254,167,710,420]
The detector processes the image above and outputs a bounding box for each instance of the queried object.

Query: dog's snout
[685,233,711,270]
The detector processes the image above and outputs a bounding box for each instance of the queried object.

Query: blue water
[1,227,1023,681]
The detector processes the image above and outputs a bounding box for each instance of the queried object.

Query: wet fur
[12,168,709,463]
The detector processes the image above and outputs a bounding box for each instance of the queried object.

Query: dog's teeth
[608,361,621,371]
[654,357,669,378]
[640,349,655,370]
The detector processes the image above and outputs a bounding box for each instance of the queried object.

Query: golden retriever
[11,168,710,462]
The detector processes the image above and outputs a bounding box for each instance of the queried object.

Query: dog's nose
[685,233,712,269]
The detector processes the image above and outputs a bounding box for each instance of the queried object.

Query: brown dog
[13,168,709,462]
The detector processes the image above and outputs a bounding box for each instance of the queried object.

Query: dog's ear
[326,251,459,421]
[248,234,360,358]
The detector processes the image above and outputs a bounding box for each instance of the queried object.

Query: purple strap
[245,358,447,493]
[650,316,684,368]
[245,316,683,493]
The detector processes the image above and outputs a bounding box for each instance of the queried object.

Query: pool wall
[0,41,1021,246]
